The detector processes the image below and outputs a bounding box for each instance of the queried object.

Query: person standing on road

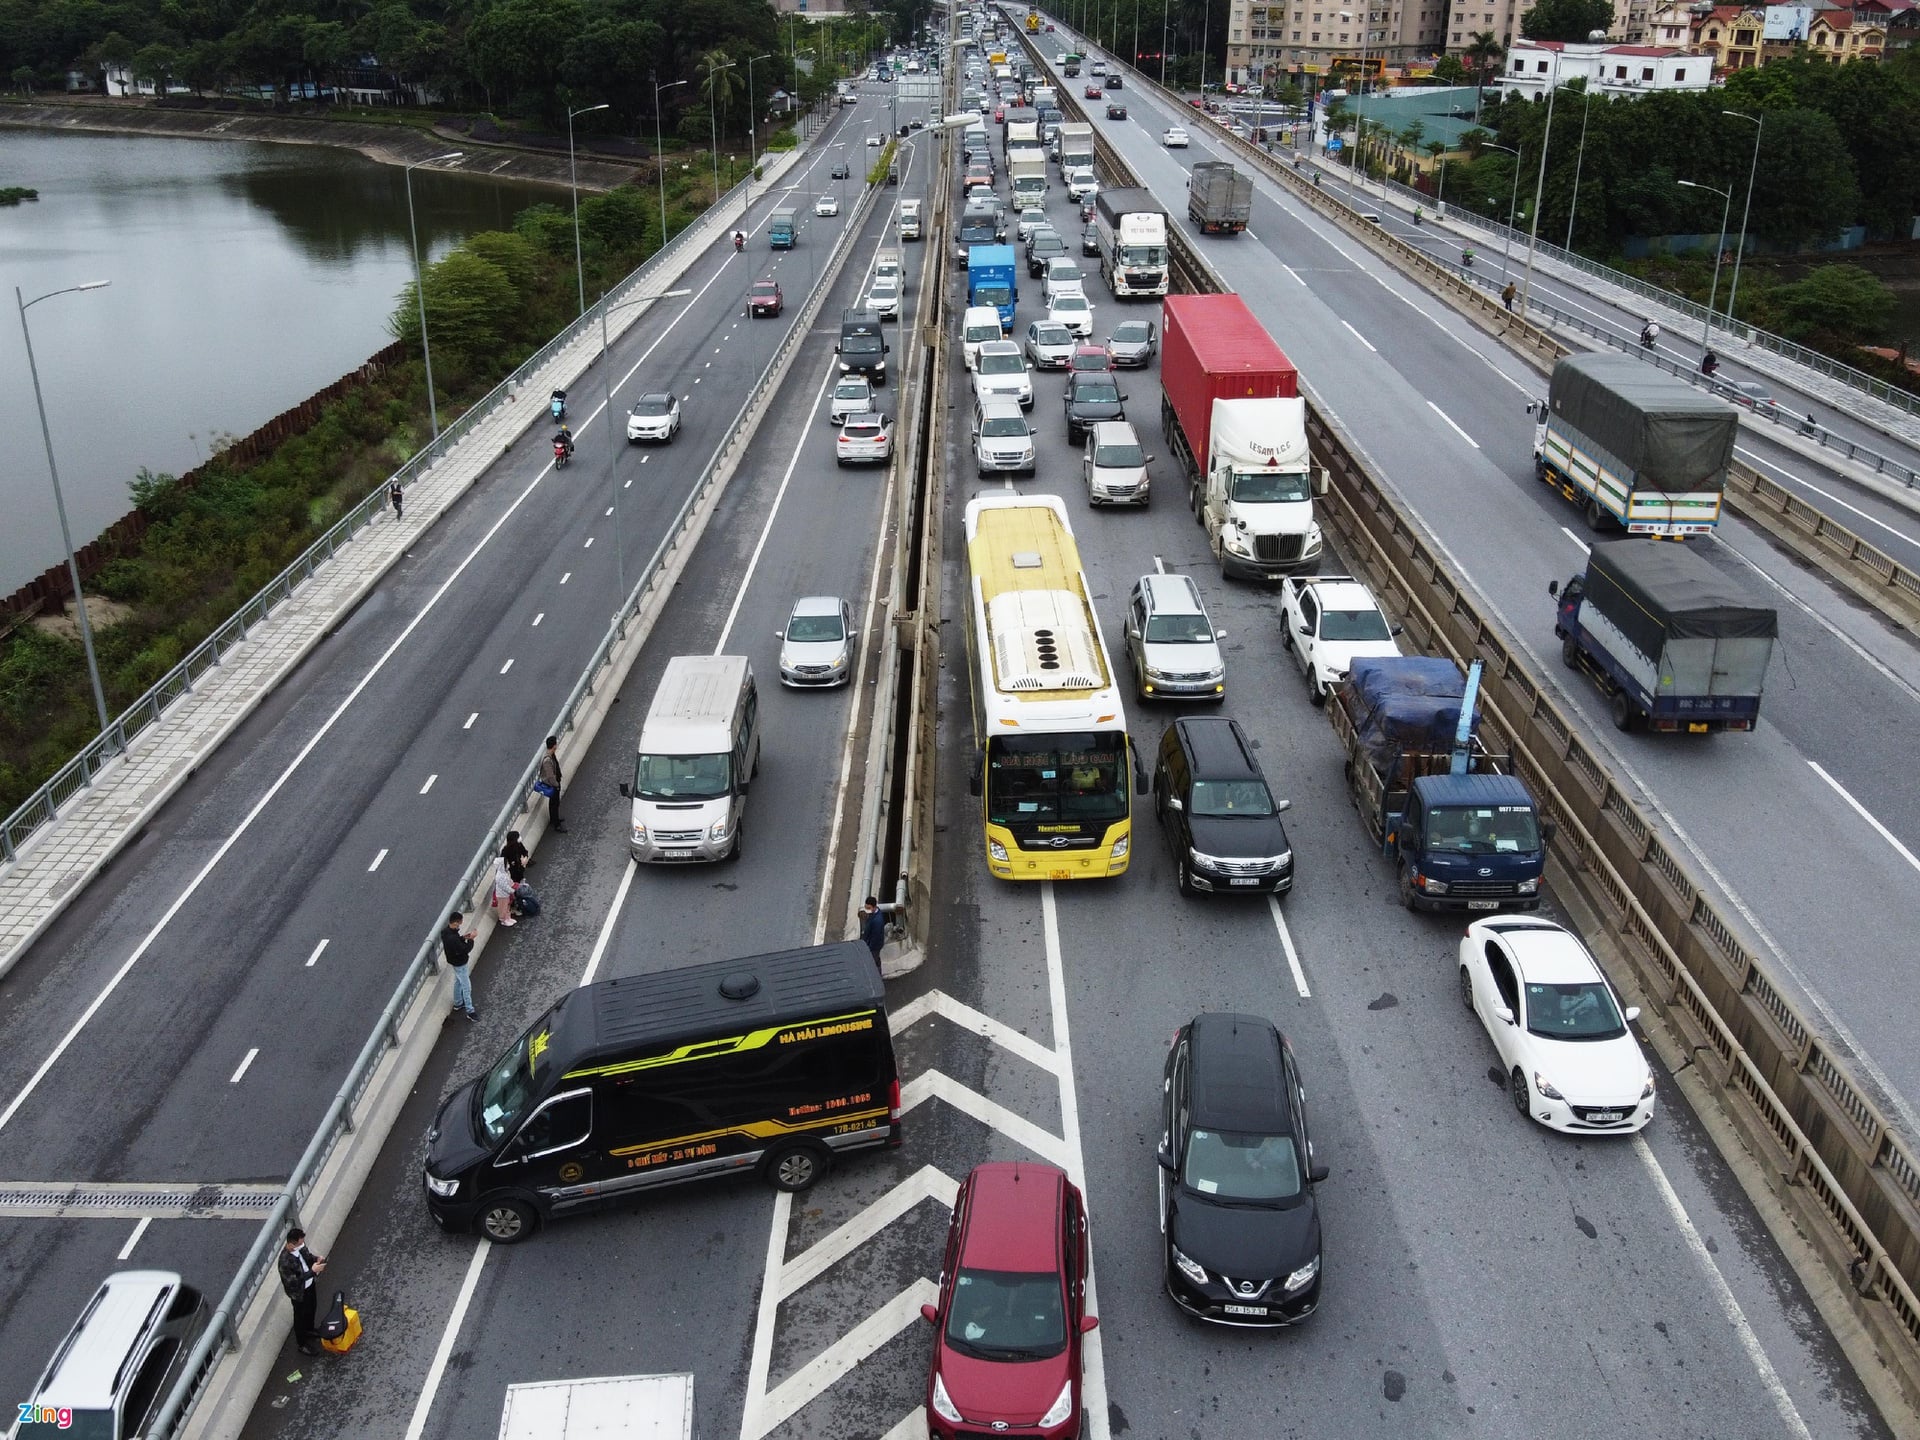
[442,912,478,1020]
[537,737,566,833]
[501,830,530,885]
[279,1228,328,1356]
[860,897,889,969]
[389,480,404,521]
[491,855,518,928]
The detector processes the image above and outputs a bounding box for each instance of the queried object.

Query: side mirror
[1155,1141,1175,1169]
[1298,623,1311,637]
[920,1303,939,1325]
[617,782,631,799]
[1625,1006,1642,1022]
[1311,467,1331,497]
[968,750,984,796]
[884,342,892,353]
[1309,1162,1330,1183]
[1146,454,1157,463]
[1547,579,1559,598]
[1493,1004,1515,1026]
[1080,1315,1100,1333]
[1167,796,1183,812]
[1213,628,1226,639]
[1390,625,1404,637]
[1030,426,1038,435]
[1275,799,1292,814]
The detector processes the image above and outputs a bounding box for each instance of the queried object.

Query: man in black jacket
[442,912,478,1020]
[278,1228,327,1356]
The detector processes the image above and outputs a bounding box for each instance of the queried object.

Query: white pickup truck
[1278,575,1402,705]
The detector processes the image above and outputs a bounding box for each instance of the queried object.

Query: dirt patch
[33,595,136,639]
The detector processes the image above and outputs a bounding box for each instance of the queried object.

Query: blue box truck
[967,243,1018,330]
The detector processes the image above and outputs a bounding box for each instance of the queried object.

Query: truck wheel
[1584,497,1609,532]
[1609,691,1636,732]
[1561,639,1581,670]
[764,1140,833,1193]
[1398,868,1422,912]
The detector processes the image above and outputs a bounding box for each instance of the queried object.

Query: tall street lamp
[1338,10,1369,197]
[1724,109,1763,335]
[707,59,737,206]
[1563,81,1595,251]
[567,103,610,317]
[17,280,114,736]
[1517,75,1559,318]
[404,150,463,440]
[654,76,689,248]
[1482,140,1522,280]
[746,53,775,184]
[598,285,692,606]
[1678,177,1734,351]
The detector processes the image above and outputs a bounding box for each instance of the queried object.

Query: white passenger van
[620,655,760,863]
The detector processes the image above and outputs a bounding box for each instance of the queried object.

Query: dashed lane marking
[304,939,329,968]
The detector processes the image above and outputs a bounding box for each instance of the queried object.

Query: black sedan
[1106,100,1128,119]
[1026,229,1069,277]
[1160,1013,1327,1327]
[1063,371,1126,443]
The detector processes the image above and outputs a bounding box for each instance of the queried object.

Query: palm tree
[696,49,744,140]
[1464,31,1504,113]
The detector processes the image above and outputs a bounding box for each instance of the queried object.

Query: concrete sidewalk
[0,146,808,979]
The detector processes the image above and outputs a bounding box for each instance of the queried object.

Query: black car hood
[1067,396,1125,419]
[1186,812,1289,860]
[1169,1188,1319,1279]
[426,1078,492,1177]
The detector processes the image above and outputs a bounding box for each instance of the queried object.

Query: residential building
[1228,0,1448,88]
[1445,0,1527,52]
[1806,7,1890,54]
[1500,37,1716,90]
[1613,0,1660,40]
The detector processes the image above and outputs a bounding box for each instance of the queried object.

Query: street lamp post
[1338,10,1368,199]
[654,76,689,247]
[707,59,737,205]
[404,150,462,440]
[1723,110,1763,335]
[1678,177,1734,351]
[1563,81,1594,251]
[17,280,114,736]
[1517,76,1558,317]
[1483,141,1522,280]
[598,285,692,607]
[567,103,610,317]
[746,53,775,184]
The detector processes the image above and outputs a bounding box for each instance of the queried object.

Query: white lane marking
[1153,555,1165,573]
[1041,882,1109,1440]
[1280,263,1305,286]
[625,478,634,487]
[1425,400,1480,448]
[1633,1137,1815,1440]
[604,506,614,517]
[117,1216,151,1260]
[532,612,545,626]
[900,1070,1069,1164]
[304,939,329,968]
[463,713,478,730]
[1559,527,1590,553]
[1268,896,1311,998]
[715,358,849,653]
[499,658,514,675]
[583,536,594,549]
[560,572,572,583]
[778,1166,961,1300]
[367,849,389,872]
[579,857,637,987]
[1340,319,1377,353]
[1808,760,1920,877]
[402,1238,492,1440]
[742,1188,795,1440]
[888,990,1065,1077]
[754,1280,940,1433]
[419,774,437,795]
[1246,228,1260,242]
[228,1048,258,1084]
[1736,445,1920,552]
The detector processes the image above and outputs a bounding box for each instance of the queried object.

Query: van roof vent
[719,972,762,1001]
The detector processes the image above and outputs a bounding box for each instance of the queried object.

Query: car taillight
[889,1077,902,1123]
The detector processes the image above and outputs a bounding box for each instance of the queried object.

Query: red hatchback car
[922,1162,1096,1438]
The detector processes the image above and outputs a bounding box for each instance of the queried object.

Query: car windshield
[836,382,870,400]
[980,352,1025,375]
[1055,297,1089,314]
[1071,352,1108,370]
[1183,1127,1301,1203]
[1073,379,1119,403]
[1034,238,1064,255]
[1227,470,1310,503]
[1113,322,1151,344]
[1189,779,1273,816]
[1095,441,1145,468]
[961,222,996,241]
[787,613,846,642]
[976,284,1012,306]
[1022,209,1045,225]
[1120,245,1164,265]
[1033,325,1072,346]
[753,284,777,296]
[1320,608,1392,642]
[983,416,1029,438]
[632,751,732,802]
[1051,266,1083,283]
[944,1268,1067,1360]
[966,323,1001,343]
[1525,981,1627,1041]
[634,398,672,416]
[475,1029,540,1145]
[842,334,882,356]
[1426,804,1541,854]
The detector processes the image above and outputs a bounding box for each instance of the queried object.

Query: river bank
[0,98,639,192]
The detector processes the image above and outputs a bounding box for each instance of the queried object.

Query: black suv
[1152,716,1293,896]
[1063,371,1127,444]
[1026,229,1069,277]
[1160,1013,1327,1326]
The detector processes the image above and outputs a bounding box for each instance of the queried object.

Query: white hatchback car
[1016,207,1050,242]
[867,276,902,319]
[1023,319,1077,370]
[1162,126,1190,148]
[777,596,855,688]
[1047,292,1095,337]
[829,376,875,425]
[1459,917,1655,1134]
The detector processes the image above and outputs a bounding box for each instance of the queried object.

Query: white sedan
[815,193,840,216]
[1162,126,1190,148]
[1459,918,1656,1135]
[1047,292,1095,338]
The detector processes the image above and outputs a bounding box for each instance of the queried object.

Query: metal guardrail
[1021,17,1920,1406]
[147,149,885,1440]
[0,167,759,867]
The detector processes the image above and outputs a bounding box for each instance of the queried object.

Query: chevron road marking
[751,1279,940,1438]
[777,1166,961,1302]
[900,1070,1069,1168]
[888,988,1064,1077]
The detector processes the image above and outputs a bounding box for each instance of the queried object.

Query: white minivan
[620,655,761,863]
[961,305,1005,369]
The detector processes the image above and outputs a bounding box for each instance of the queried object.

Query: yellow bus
[963,494,1132,881]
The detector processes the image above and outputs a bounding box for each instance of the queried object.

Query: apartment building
[1444,0,1527,51]
[1226,0,1449,87]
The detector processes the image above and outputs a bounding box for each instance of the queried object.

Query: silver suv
[1121,572,1227,702]
[973,397,1038,476]
[1083,419,1151,506]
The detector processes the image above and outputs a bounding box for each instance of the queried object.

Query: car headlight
[1517,877,1540,894]
[1533,1071,1565,1101]
[1304,524,1323,556]
[631,824,648,844]
[1038,1378,1075,1428]
[1223,529,1251,554]
[1143,665,1169,682]
[709,818,732,841]
[930,1371,963,1424]
[424,1171,460,1198]
[830,654,847,669]
[839,361,850,371]
[1171,1244,1209,1286]
[1282,1254,1320,1293]
[1188,847,1220,869]
[1272,850,1293,869]
[1419,874,1448,894]
[1641,1073,1656,1100]
[1110,835,1128,859]
[989,839,1009,862]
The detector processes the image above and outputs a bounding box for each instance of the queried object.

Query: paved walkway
[0,147,807,977]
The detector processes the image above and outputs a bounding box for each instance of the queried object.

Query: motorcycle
[550,390,567,422]
[1461,249,1475,269]
[1639,324,1660,349]
[733,232,745,254]
[1701,352,1719,378]
[553,437,571,468]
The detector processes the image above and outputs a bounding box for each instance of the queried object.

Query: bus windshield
[986,732,1129,826]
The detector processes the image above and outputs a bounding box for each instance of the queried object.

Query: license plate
[1222,1303,1265,1316]
[1466,900,1500,911]
[1587,1111,1623,1123]
[1051,869,1072,881]
[1229,877,1260,887]
[1688,722,1708,733]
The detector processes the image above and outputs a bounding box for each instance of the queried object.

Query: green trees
[1769,264,1897,342]
[1520,0,1613,42]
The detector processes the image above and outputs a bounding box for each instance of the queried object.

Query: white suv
[972,339,1034,409]
[1120,572,1226,701]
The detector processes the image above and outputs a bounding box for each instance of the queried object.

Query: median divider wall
[161,147,886,1440]
[1012,18,1920,1416]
